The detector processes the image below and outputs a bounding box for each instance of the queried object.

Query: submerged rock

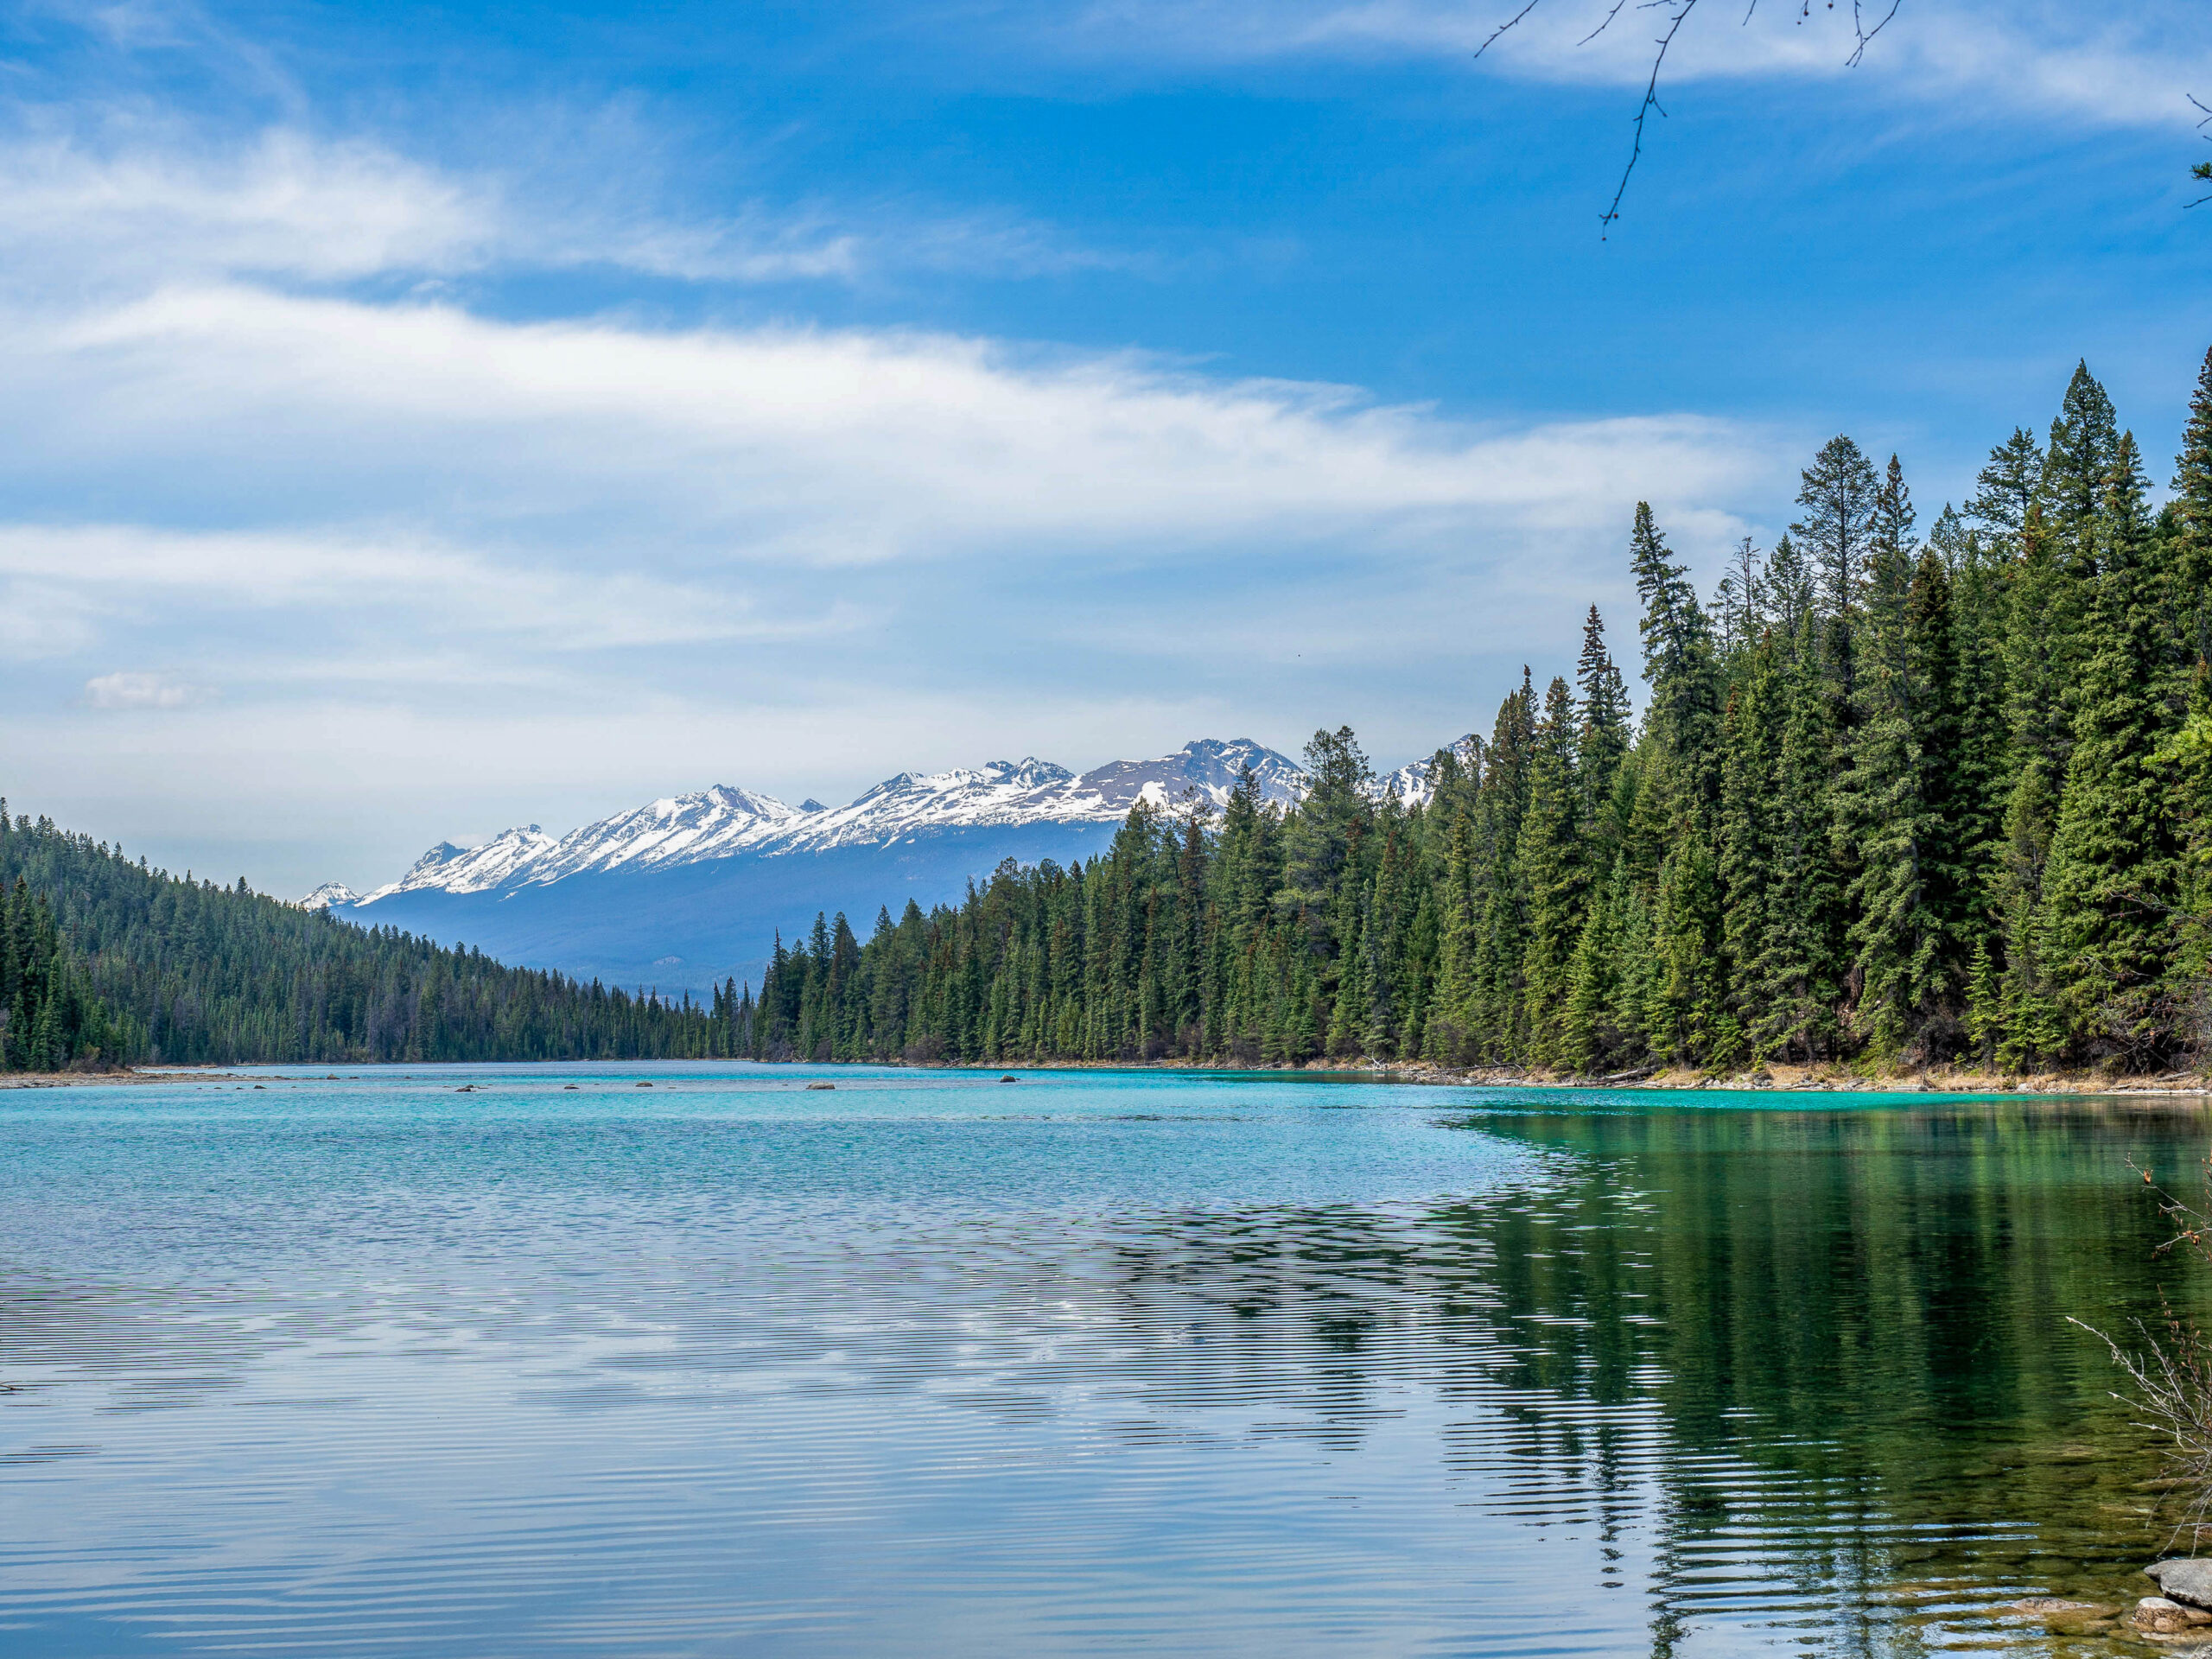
[2011,1597,2109,1619]
[2151,1562,2212,1612]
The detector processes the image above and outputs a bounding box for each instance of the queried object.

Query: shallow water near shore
[2,1065,2207,1656]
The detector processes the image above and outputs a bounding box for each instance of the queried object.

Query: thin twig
[1472,0,1553,62]
[1577,0,1640,49]
[1847,0,1902,67]
[2190,95,2212,210]
[1471,0,1902,233]
[1600,0,1697,236]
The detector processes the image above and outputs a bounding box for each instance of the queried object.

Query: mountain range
[308,736,1469,992]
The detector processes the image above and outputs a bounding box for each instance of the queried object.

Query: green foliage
[0,873,128,1071]
[19,352,2212,1080]
[0,808,729,1065]
[756,352,2212,1077]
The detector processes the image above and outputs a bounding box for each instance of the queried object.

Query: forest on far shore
[728,353,2212,1076]
[6,352,2209,1078]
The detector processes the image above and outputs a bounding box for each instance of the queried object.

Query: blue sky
[1,0,2209,897]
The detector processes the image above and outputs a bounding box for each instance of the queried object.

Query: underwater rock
[2010,1597,2108,1619]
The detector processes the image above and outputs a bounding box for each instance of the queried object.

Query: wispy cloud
[83,669,200,709]
[1054,0,2212,132]
[0,94,1789,893]
[0,522,869,657]
[7,284,1776,563]
[0,117,1137,295]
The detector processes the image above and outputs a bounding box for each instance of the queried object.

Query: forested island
[5,353,2209,1081]
[735,355,2212,1077]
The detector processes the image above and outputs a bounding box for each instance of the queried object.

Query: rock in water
[2136,1597,2212,1634]
[2150,1562,2212,1612]
[806,1082,836,1090]
[2012,1598,2108,1619]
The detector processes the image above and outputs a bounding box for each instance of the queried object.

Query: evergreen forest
[0,808,724,1069]
[736,353,2212,1076]
[10,353,2212,1080]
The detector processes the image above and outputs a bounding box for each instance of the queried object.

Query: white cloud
[0,125,493,285]
[84,669,198,709]
[1057,0,2212,132]
[0,523,863,651]
[0,105,1793,896]
[2,283,1777,568]
[0,118,1128,296]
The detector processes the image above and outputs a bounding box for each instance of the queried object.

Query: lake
[0,1065,2203,1656]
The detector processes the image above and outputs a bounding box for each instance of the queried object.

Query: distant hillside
[0,804,734,1065]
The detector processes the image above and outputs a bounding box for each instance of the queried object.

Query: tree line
[10,351,2209,1077]
[733,353,2212,1075]
[0,809,725,1069]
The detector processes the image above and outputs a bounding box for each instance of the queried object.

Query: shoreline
[4,1058,2208,1096]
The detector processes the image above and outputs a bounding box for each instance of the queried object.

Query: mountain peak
[343,734,1463,906]
[1376,735,1479,808]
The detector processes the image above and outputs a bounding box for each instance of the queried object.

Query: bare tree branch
[1599,1,1699,238]
[1576,0,1640,51]
[2191,94,2212,209]
[1472,0,1904,233]
[1847,0,1903,68]
[1471,0,1552,63]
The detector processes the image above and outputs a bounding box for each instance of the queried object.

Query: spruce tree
[1576,605,1632,832]
[2043,434,2183,1062]
[1516,676,1587,1064]
[1966,427,2044,545]
[1843,458,1959,1057]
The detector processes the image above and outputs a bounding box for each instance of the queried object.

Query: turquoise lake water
[2,1065,2207,1656]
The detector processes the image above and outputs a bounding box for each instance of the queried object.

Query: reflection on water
[0,1068,2204,1655]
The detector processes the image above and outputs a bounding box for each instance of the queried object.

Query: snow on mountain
[302,881,359,910]
[307,734,1468,993]
[1375,734,1480,810]
[776,741,1310,854]
[338,741,1313,904]
[367,825,561,899]
[522,785,801,883]
[784,758,1079,853]
[1051,737,1308,819]
[324,736,1462,912]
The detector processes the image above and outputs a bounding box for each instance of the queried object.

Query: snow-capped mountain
[365,787,804,899]
[308,737,1432,992]
[302,881,359,910]
[376,827,561,898]
[1376,734,1480,810]
[350,740,1312,902]
[779,738,1307,855]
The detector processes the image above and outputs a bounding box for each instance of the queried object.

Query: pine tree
[2040,361,2122,563]
[1965,427,2044,546]
[1843,457,1962,1058]
[1719,633,1783,1058]
[1576,605,1632,837]
[1516,676,1587,1064]
[1749,612,1848,1062]
[2043,434,2183,1063]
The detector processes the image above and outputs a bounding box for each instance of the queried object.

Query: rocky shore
[2133,1560,2212,1645]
